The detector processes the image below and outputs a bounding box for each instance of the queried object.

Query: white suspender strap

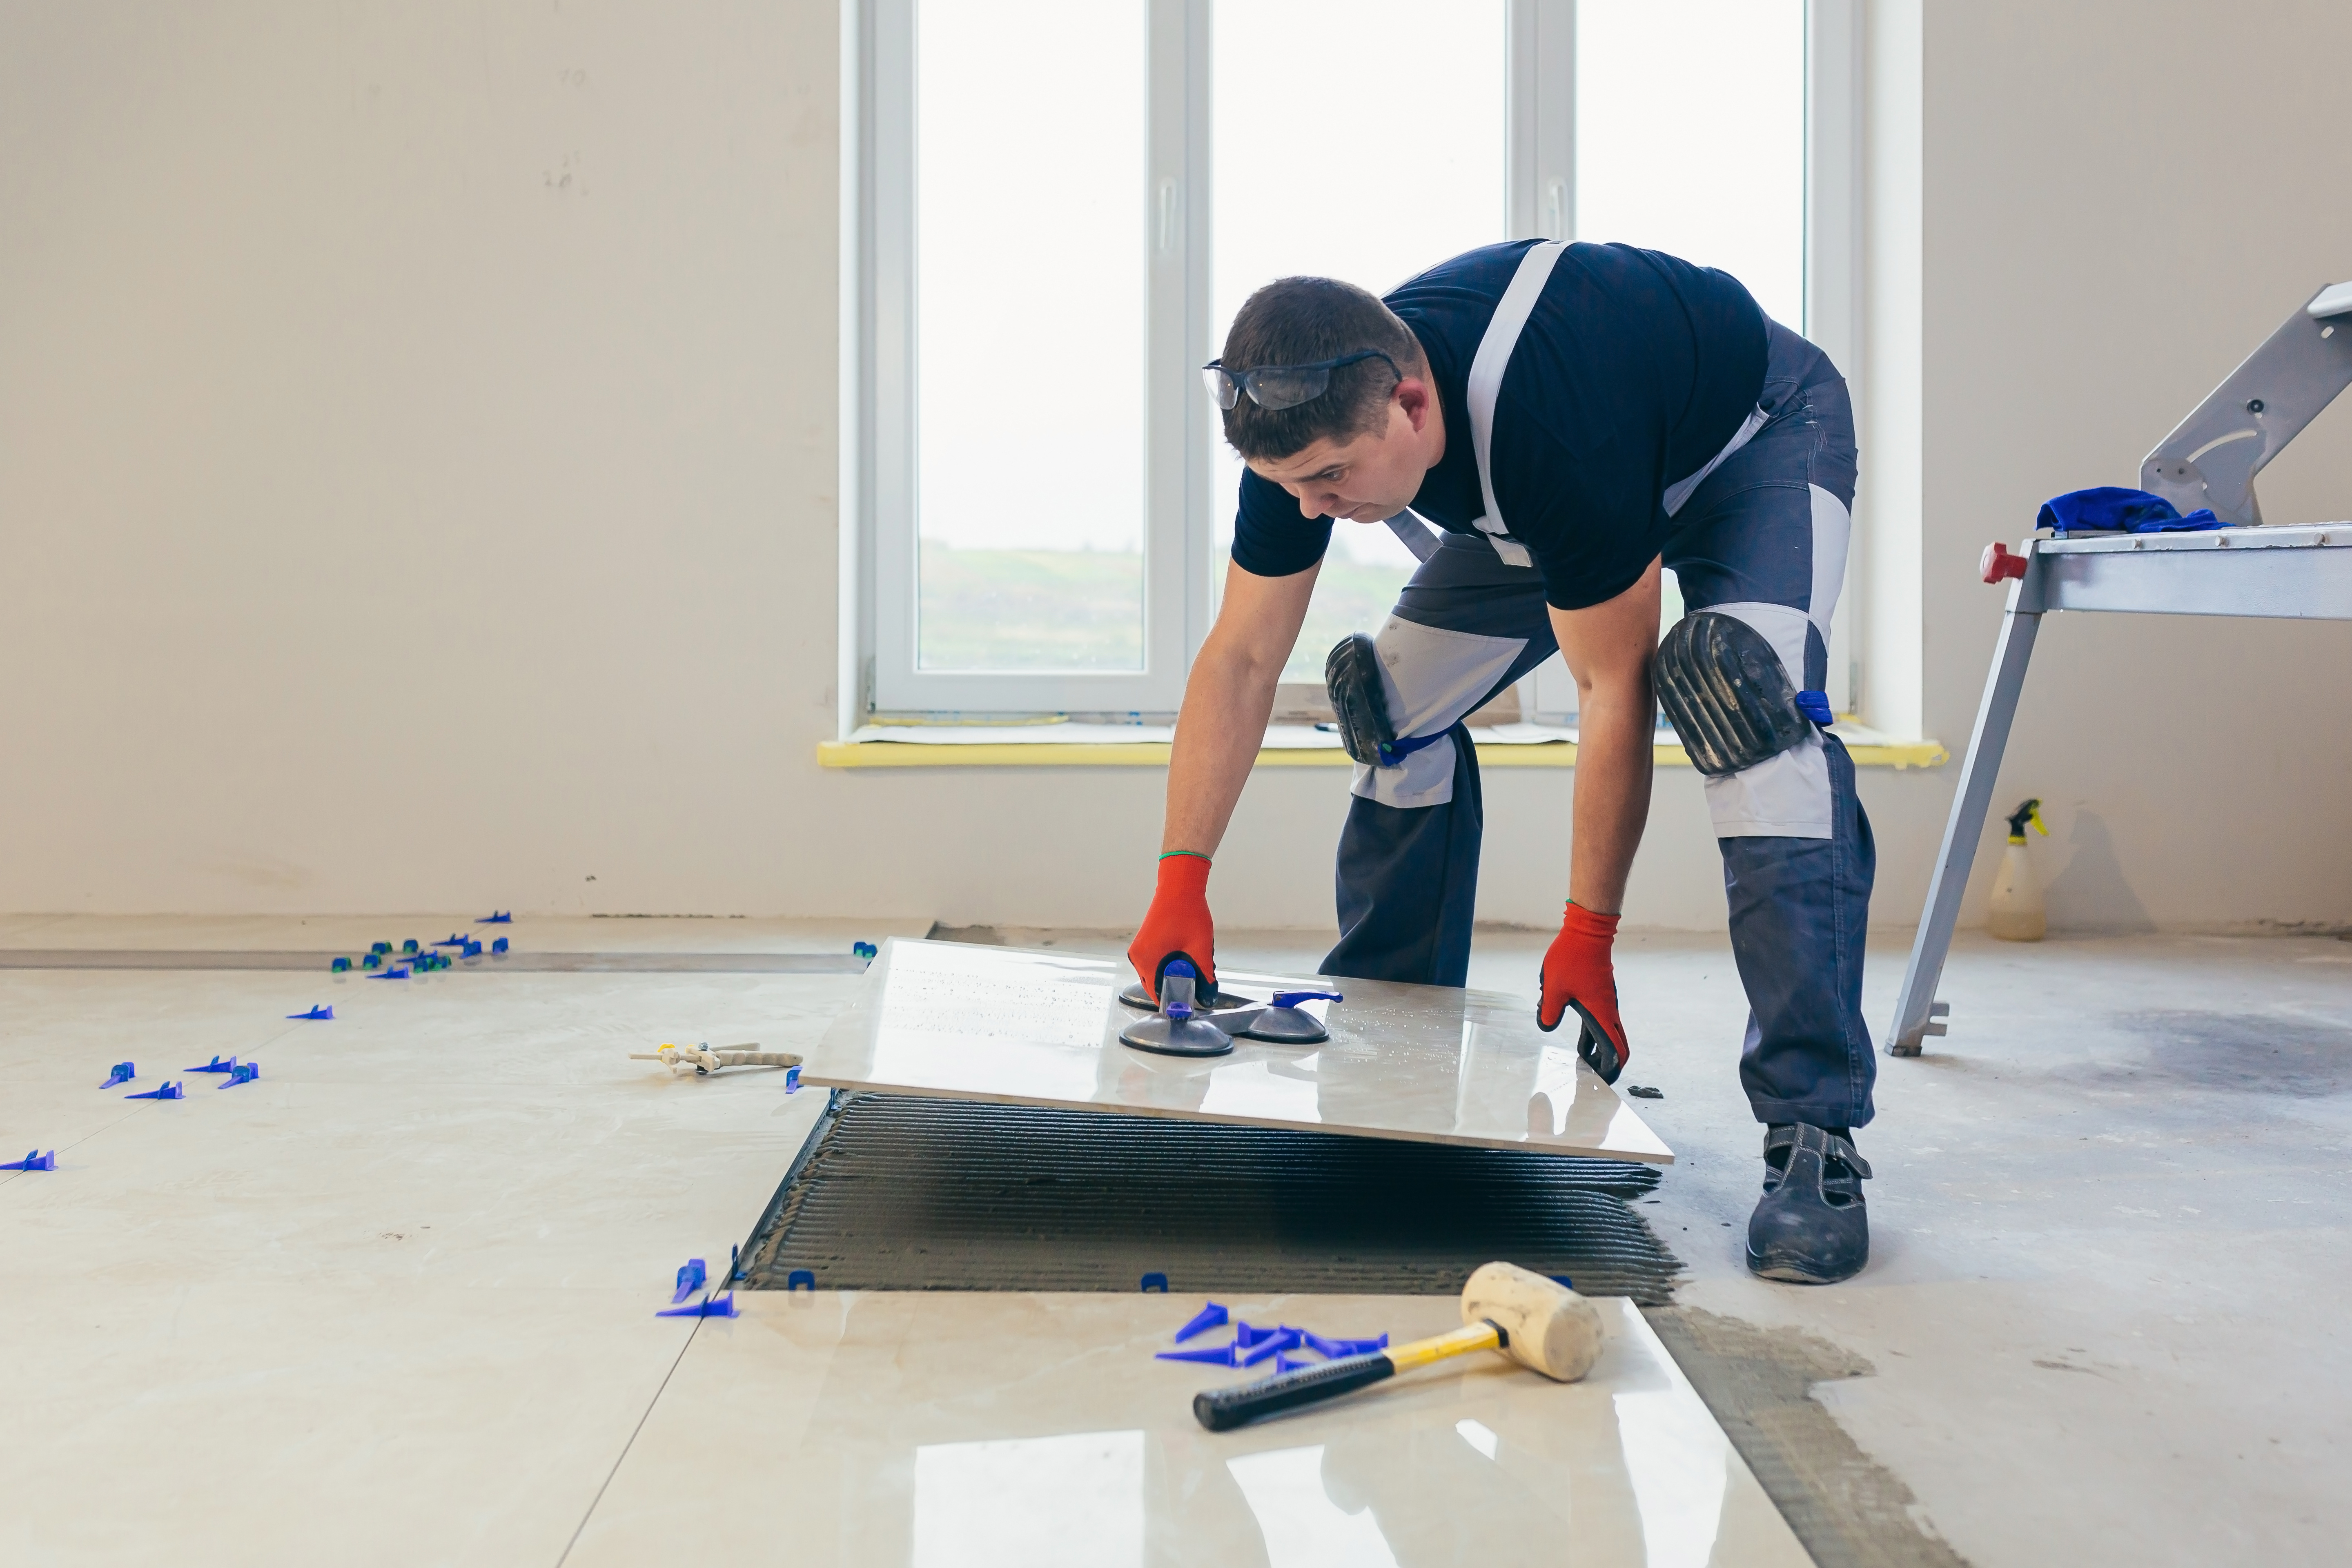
[1464,240,1567,570]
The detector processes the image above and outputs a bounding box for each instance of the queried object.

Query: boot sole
[1744,1244,1864,1285]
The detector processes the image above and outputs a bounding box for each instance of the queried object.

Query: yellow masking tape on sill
[816,738,1948,770]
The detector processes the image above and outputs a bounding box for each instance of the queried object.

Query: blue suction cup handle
[1271,990,1342,1008]
[1160,960,1197,1020]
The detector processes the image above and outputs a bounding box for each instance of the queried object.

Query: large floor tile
[0,1278,694,1568]
[0,913,929,953]
[568,1290,1808,1567]
[805,940,1670,1163]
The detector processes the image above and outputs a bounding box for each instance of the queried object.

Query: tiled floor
[7,918,2352,1565]
[567,1292,1810,1566]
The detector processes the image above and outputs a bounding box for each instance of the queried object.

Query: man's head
[1216,276,1441,523]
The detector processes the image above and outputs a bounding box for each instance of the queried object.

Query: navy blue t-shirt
[1230,240,1768,611]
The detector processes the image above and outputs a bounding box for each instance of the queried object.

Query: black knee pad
[1324,632,1395,767]
[1654,611,1813,777]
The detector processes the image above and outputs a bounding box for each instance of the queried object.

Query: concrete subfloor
[5,916,2349,1564]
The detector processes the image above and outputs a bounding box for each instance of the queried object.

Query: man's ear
[1396,376,1434,434]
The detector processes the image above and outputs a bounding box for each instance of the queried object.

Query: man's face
[1247,384,1436,525]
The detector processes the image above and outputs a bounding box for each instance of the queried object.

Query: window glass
[1516,0,1806,724]
[1212,0,1509,684]
[1575,0,1806,327]
[914,0,1149,672]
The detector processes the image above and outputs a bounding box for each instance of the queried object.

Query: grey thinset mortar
[1644,1307,1973,1568]
[740,1091,1682,1301]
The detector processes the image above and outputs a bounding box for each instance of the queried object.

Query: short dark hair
[1218,276,1425,460]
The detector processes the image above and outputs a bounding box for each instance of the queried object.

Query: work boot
[1745,1123,1871,1284]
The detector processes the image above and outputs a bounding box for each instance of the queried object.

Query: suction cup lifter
[1247,989,1341,1045]
[1118,960,1238,1057]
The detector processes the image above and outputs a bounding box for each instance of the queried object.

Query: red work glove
[1128,852,1216,1002]
[1537,901,1630,1084]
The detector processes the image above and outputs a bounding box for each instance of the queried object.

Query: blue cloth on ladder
[2036,486,2222,537]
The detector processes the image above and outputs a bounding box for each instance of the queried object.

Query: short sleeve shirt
[1229,241,1769,612]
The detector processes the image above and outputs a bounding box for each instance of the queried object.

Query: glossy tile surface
[0,958,846,1565]
[570,1290,1808,1566]
[803,939,1672,1162]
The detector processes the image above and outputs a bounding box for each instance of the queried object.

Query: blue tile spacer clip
[187,1055,238,1074]
[288,1004,333,1021]
[127,1082,184,1100]
[401,940,419,954]
[1155,1343,1239,1365]
[786,1269,816,1292]
[784,1065,801,1094]
[460,939,482,958]
[370,965,411,980]
[361,952,383,970]
[1238,1328,1302,1367]
[102,1062,136,1089]
[655,1291,739,1319]
[432,933,467,949]
[331,956,351,973]
[1172,1301,1229,1343]
[1548,1275,1575,1292]
[476,911,512,924]
[1140,1272,1169,1293]
[370,941,394,956]
[221,1063,261,1088]
[1233,1321,1277,1349]
[729,1242,742,1283]
[490,937,510,955]
[1274,1351,1318,1374]
[673,1258,708,1303]
[1,1150,58,1172]
[853,941,878,960]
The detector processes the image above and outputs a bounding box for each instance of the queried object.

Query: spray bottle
[1987,797,2049,941]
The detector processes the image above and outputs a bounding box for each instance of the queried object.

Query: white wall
[2,0,2347,935]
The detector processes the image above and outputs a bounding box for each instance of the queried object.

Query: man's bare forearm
[1163,644,1283,855]
[1548,560,1664,915]
[1161,561,1316,856]
[1567,679,1655,912]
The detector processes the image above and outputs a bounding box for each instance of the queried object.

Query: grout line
[0,1105,146,1187]
[555,1316,703,1566]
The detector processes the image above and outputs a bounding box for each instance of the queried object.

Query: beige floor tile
[0,913,930,953]
[805,939,1671,1163]
[0,1277,695,1568]
[568,1290,1809,1567]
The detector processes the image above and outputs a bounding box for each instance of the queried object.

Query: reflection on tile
[914,1431,1145,1568]
[1229,1445,1401,1568]
[568,1292,1811,1567]
[806,940,1672,1162]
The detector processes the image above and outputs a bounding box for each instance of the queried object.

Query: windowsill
[817,722,1947,771]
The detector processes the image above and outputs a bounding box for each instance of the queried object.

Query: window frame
[842,0,1860,728]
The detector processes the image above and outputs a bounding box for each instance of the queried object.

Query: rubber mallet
[1192,1261,1601,1431]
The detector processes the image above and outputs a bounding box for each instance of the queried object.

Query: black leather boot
[1745,1123,1871,1284]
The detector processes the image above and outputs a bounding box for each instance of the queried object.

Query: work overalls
[1318,240,1875,1131]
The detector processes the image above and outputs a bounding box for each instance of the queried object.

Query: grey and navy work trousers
[1317,321,1876,1130]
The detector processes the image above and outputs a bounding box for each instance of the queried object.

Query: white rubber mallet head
[1459,1260,1602,1381]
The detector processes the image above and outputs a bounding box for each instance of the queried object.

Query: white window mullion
[1808,0,1864,715]
[1508,0,1575,244]
[1178,0,1215,665]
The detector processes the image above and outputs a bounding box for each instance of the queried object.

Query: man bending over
[1127,239,1877,1284]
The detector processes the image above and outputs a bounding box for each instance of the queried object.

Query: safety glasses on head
[1200,350,1400,412]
